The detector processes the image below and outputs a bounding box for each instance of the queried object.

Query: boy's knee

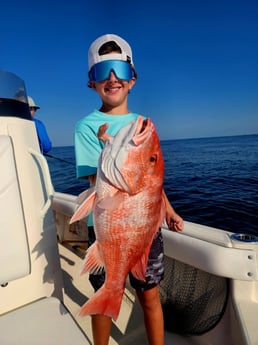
[137,287,161,310]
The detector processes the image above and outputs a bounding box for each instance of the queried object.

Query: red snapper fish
[70,116,165,320]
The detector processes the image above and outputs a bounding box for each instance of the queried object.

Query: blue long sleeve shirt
[34,118,52,154]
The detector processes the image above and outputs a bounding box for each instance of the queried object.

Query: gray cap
[27,96,40,109]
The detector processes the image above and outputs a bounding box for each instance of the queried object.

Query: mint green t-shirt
[75,110,140,178]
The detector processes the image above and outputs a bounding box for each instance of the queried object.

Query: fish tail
[79,285,124,321]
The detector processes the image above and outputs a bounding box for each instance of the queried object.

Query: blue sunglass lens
[90,60,134,82]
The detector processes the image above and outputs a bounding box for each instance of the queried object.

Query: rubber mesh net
[159,255,229,336]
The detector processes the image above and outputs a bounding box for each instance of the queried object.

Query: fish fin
[79,285,124,321]
[130,243,152,282]
[131,219,163,281]
[76,187,95,204]
[70,189,96,224]
[98,191,124,210]
[81,241,104,275]
[130,197,165,282]
[81,242,104,275]
[130,261,146,282]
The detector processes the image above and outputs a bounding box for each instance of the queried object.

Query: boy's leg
[129,229,165,345]
[88,226,112,345]
[136,287,164,345]
[92,314,112,345]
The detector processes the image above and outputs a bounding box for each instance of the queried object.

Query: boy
[75,34,184,345]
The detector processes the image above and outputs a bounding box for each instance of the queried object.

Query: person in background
[74,34,184,345]
[28,96,52,154]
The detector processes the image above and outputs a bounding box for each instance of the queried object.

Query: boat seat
[0,133,89,343]
[0,297,90,344]
[0,135,30,286]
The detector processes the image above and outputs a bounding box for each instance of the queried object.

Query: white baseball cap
[27,96,40,109]
[88,34,134,71]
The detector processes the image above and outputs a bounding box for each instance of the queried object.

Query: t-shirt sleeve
[74,123,103,178]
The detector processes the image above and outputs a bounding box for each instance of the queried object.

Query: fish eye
[150,155,157,163]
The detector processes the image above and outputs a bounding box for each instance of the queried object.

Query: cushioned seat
[0,297,90,344]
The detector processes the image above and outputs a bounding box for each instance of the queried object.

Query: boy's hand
[162,190,184,232]
[166,212,184,232]
[97,123,109,143]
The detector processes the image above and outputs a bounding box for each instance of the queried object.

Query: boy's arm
[162,190,184,232]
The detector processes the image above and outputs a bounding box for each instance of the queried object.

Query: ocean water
[46,134,258,235]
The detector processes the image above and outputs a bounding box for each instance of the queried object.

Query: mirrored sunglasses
[89,60,134,82]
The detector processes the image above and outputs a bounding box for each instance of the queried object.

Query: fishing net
[159,255,229,336]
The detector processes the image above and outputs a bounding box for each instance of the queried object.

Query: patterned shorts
[87,226,164,292]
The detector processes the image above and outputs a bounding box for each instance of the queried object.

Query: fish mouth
[100,116,153,194]
[132,117,151,145]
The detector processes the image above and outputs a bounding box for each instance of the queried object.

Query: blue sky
[1,0,257,147]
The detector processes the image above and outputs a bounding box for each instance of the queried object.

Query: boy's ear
[129,77,137,90]
[88,80,96,89]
